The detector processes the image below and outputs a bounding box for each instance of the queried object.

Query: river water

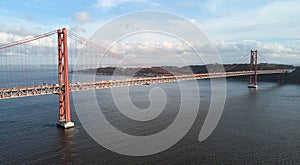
[1,75,300,164]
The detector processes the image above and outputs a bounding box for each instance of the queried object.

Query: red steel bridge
[0,28,287,128]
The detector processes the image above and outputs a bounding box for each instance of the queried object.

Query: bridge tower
[57,28,74,128]
[248,49,258,88]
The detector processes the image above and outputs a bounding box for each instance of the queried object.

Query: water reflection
[57,128,74,163]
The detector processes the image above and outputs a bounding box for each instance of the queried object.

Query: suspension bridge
[0,28,287,128]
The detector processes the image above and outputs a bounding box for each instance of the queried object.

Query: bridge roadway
[0,70,286,99]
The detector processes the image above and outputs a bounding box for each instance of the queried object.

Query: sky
[0,0,300,65]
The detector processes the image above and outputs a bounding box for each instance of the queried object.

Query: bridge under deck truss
[0,69,286,99]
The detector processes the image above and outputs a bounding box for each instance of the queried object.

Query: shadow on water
[229,81,283,95]
[255,82,284,92]
[246,82,285,100]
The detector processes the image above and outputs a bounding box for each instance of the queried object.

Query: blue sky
[0,0,300,65]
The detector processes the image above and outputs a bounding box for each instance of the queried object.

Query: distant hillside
[285,67,300,83]
[72,64,299,84]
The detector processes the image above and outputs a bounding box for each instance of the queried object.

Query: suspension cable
[0,30,57,50]
[68,31,182,75]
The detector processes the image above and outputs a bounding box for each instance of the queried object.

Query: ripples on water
[1,77,300,164]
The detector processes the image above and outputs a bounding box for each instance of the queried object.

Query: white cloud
[0,30,56,48]
[72,11,92,23]
[0,20,56,65]
[204,0,224,14]
[0,21,35,38]
[70,24,86,32]
[0,32,13,44]
[214,40,300,64]
[94,0,149,9]
[0,22,37,45]
[189,19,196,24]
[83,39,300,66]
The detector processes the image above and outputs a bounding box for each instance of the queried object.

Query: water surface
[1,79,300,164]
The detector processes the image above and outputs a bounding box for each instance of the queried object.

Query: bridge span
[0,28,289,128]
[0,69,286,99]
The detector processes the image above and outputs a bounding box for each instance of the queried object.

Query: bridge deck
[0,70,286,99]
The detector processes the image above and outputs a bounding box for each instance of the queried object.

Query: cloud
[70,24,86,32]
[0,22,57,49]
[189,19,196,24]
[0,32,13,44]
[0,28,57,66]
[94,0,149,9]
[0,21,35,37]
[71,11,92,34]
[0,22,38,45]
[86,39,300,66]
[214,40,300,64]
[0,30,56,48]
[72,11,92,23]
[204,0,224,14]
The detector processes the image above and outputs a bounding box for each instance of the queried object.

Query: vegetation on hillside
[72,64,299,84]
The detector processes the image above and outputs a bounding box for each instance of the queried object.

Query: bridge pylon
[56,28,74,129]
[248,49,258,88]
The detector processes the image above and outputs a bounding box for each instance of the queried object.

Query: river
[1,76,300,164]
